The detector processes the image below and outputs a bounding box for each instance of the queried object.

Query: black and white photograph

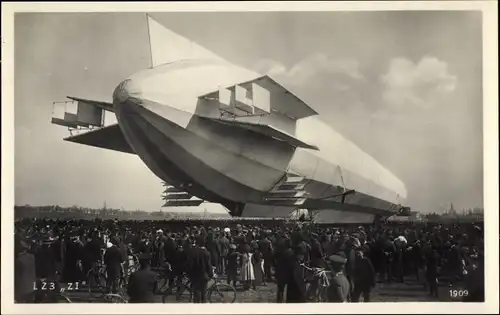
[2,1,498,314]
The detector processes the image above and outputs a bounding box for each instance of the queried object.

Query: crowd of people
[14,217,485,303]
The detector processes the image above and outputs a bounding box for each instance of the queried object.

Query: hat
[156,229,163,234]
[224,227,230,233]
[229,244,237,249]
[328,254,347,265]
[396,236,408,243]
[139,253,152,262]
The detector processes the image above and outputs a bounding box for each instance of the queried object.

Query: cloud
[381,56,457,109]
[254,53,363,85]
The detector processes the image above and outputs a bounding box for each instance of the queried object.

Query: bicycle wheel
[207,283,236,303]
[104,293,128,303]
[56,293,72,303]
[87,271,107,298]
[163,281,192,303]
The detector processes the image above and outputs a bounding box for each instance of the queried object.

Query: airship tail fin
[146,14,226,68]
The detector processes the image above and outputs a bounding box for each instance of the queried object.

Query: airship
[50,15,408,223]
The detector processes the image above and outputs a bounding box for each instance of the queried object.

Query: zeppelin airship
[50,15,408,223]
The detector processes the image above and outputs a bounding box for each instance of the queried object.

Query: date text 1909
[33,281,80,292]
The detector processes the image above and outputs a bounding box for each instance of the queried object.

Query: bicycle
[162,268,237,303]
[301,263,331,302]
[86,260,128,303]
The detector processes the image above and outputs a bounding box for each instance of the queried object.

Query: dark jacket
[127,268,158,303]
[104,246,123,277]
[15,252,37,302]
[258,238,273,258]
[185,247,213,283]
[353,256,376,287]
[286,257,307,303]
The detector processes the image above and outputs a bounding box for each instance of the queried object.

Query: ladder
[264,173,308,206]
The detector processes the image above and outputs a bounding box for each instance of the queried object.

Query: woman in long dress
[240,244,256,290]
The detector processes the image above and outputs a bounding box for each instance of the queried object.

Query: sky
[14,11,483,213]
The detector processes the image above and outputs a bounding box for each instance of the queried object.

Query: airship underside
[50,15,407,223]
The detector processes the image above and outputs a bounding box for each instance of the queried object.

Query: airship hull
[114,88,403,219]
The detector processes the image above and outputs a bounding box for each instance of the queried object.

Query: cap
[229,244,237,249]
[224,227,230,233]
[328,254,347,264]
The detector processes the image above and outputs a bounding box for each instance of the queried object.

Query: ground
[61,277,455,303]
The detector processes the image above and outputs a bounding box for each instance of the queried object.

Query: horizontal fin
[202,117,319,150]
[163,200,204,207]
[64,124,135,155]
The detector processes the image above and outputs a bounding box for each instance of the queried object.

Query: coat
[327,272,350,302]
[15,252,37,301]
[104,246,123,278]
[353,256,376,287]
[286,257,307,303]
[127,268,158,303]
[185,247,213,283]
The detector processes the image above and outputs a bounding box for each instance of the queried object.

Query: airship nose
[113,79,133,107]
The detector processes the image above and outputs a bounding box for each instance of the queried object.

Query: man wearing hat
[127,254,158,303]
[104,239,123,293]
[284,243,307,303]
[184,239,213,303]
[258,231,274,282]
[326,254,350,302]
[351,247,376,302]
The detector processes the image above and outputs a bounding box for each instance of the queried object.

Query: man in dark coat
[351,248,376,302]
[274,237,292,303]
[84,232,103,274]
[344,237,360,300]
[205,232,220,269]
[218,232,230,275]
[62,235,85,283]
[127,254,158,303]
[184,238,214,303]
[425,247,440,298]
[326,254,350,303]
[258,231,274,282]
[285,244,307,303]
[15,239,37,303]
[104,240,123,293]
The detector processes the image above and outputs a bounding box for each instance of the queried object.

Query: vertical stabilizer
[146,14,225,68]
